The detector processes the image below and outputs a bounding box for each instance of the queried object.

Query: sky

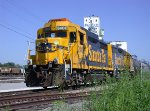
[0,0,150,65]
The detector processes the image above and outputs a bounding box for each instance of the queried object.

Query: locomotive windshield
[36,42,52,53]
[38,31,67,39]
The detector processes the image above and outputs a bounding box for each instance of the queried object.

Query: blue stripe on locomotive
[81,27,108,68]
[112,46,125,68]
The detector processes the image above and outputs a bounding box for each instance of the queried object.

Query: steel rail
[0,91,92,110]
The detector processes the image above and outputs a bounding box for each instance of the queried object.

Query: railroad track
[0,87,58,99]
[0,83,108,110]
[0,84,95,100]
[0,89,92,111]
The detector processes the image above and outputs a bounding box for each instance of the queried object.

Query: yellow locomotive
[25,18,134,88]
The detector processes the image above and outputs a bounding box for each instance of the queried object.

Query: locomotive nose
[36,53,48,65]
[35,45,59,65]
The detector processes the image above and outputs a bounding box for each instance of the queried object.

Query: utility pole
[140,62,143,83]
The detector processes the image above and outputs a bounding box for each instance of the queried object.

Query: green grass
[47,72,150,111]
[86,72,150,111]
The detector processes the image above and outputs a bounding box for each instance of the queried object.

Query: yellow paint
[107,44,113,68]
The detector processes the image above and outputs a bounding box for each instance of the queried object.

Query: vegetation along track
[0,87,98,110]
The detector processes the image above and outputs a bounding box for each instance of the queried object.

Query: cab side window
[70,32,76,43]
[80,33,84,45]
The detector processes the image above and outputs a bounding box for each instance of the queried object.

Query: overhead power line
[5,0,45,22]
[1,21,34,37]
[0,4,37,27]
[0,23,34,40]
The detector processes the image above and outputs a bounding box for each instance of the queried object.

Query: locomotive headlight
[53,58,59,64]
[54,40,59,45]
[36,42,40,47]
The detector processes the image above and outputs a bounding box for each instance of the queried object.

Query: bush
[87,72,150,111]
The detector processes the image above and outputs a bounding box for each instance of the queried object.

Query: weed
[86,72,150,111]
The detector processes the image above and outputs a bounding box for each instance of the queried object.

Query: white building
[110,41,128,51]
[84,15,104,40]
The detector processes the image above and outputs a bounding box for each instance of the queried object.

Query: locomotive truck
[25,18,134,88]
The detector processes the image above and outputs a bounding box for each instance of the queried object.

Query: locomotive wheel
[63,82,69,90]
[72,80,77,90]
[25,69,39,87]
[25,74,30,87]
[42,72,53,88]
[52,65,65,88]
[84,74,93,86]
[43,87,48,89]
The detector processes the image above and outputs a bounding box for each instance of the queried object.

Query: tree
[0,62,23,68]
[3,62,15,67]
